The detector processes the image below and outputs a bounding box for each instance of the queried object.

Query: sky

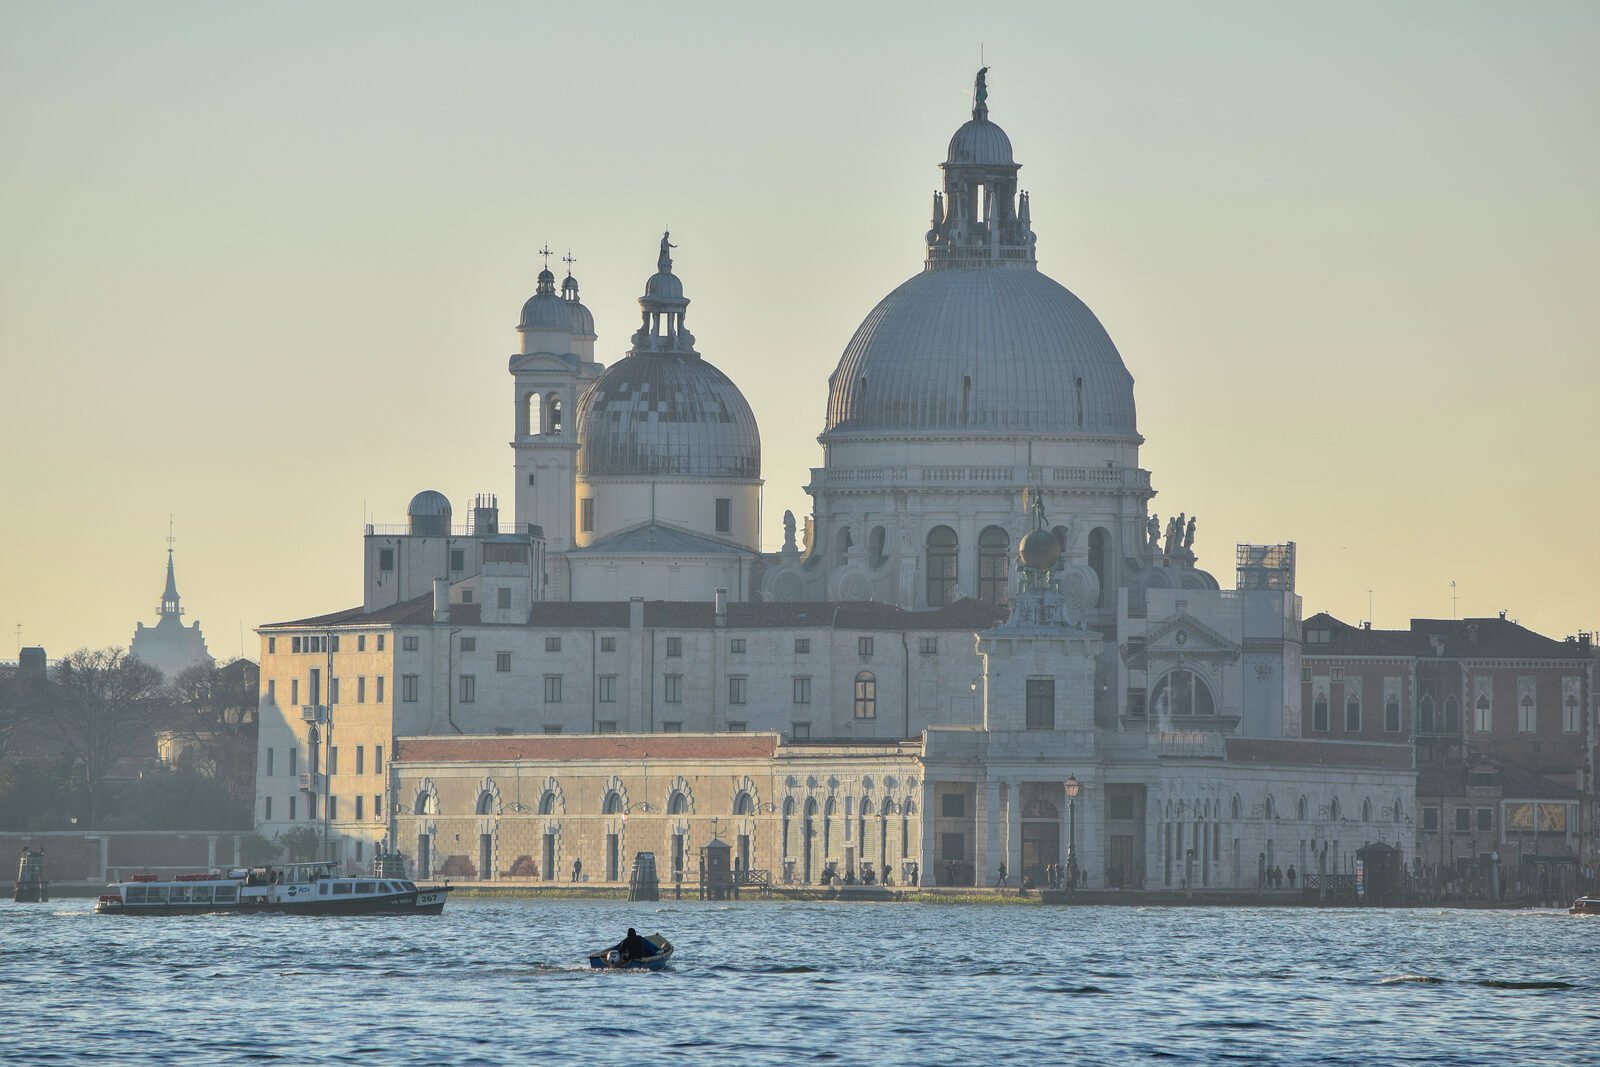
[2,1,1597,659]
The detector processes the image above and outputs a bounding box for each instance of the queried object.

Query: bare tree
[0,665,38,765]
[39,648,169,828]
[167,658,259,810]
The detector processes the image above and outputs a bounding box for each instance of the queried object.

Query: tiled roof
[396,733,780,764]
[1301,613,1419,657]
[264,596,479,629]
[1302,612,1589,662]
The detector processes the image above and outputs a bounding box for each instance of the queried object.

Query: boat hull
[95,888,451,917]
[588,934,673,971]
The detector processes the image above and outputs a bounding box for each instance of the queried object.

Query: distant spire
[161,523,182,618]
[973,66,989,122]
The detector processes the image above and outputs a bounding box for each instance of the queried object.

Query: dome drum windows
[926,527,958,607]
[977,526,1009,605]
[1150,668,1215,720]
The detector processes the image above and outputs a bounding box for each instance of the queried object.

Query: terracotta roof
[1302,612,1589,662]
[1302,612,1419,656]
[396,733,780,763]
[1225,738,1414,771]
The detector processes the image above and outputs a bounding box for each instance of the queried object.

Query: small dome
[569,300,595,337]
[520,291,576,333]
[407,490,452,536]
[578,353,760,480]
[643,271,684,301]
[947,118,1014,166]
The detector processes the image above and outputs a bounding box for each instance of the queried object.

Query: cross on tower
[539,244,553,269]
[166,515,175,552]
[562,250,577,274]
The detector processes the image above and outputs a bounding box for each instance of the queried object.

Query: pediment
[1141,612,1240,659]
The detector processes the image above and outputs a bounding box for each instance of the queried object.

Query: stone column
[1005,782,1022,886]
[206,834,218,869]
[98,836,110,882]
[920,783,938,886]
[978,778,1001,886]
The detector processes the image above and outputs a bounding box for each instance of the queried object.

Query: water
[2,898,1595,1065]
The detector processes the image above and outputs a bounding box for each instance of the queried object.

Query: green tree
[277,825,322,862]
[37,648,169,828]
[239,832,282,865]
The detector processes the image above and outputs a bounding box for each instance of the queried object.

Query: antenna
[166,514,176,552]
[1367,589,1373,627]
[14,623,20,655]
[1450,580,1458,620]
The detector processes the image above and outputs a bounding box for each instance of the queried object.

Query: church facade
[254,72,1420,890]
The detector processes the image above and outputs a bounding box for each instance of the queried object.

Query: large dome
[578,352,760,479]
[824,267,1137,436]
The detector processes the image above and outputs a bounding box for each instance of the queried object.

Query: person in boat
[612,928,654,963]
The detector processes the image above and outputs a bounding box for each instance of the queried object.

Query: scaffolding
[1237,542,1296,592]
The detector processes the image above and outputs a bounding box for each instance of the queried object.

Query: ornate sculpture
[1146,514,1161,550]
[974,67,988,112]
[1184,515,1197,551]
[782,510,797,554]
[657,231,676,273]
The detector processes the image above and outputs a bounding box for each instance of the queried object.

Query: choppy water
[2,898,1596,1065]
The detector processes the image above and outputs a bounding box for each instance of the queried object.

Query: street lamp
[1064,775,1082,880]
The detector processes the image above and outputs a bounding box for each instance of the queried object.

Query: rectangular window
[858,636,874,656]
[791,722,811,740]
[264,796,272,821]
[854,673,877,719]
[291,679,299,706]
[1477,808,1493,832]
[1126,689,1147,718]
[600,636,617,653]
[580,498,595,533]
[597,720,618,734]
[330,677,340,705]
[288,796,296,821]
[543,725,562,734]
[266,748,275,777]
[292,636,302,654]
[1566,701,1582,733]
[1300,665,1311,683]
[730,638,745,654]
[728,676,747,705]
[544,675,562,703]
[328,796,339,822]
[357,634,366,652]
[461,589,474,604]
[940,832,965,862]
[1345,698,1360,733]
[450,549,465,572]
[496,652,511,672]
[289,749,297,776]
[460,675,476,702]
[1025,678,1056,730]
[330,636,340,653]
[794,638,810,654]
[497,587,511,610]
[267,679,276,704]
[461,636,476,652]
[1519,702,1536,733]
[376,675,385,703]
[355,746,365,775]
[328,747,338,775]
[1455,808,1471,832]
[597,675,617,703]
[401,675,418,702]
[268,637,277,655]
[919,636,937,655]
[664,674,683,703]
[355,795,364,821]
[727,721,747,733]
[403,636,418,652]
[377,634,386,652]
[379,548,394,571]
[545,636,561,652]
[373,794,382,819]
[715,497,731,533]
[374,746,382,774]
[1476,700,1492,733]
[661,721,682,733]
[1422,807,1439,831]
[666,637,682,658]
[356,676,366,704]
[1384,698,1400,733]
[941,792,965,818]
[1331,666,1344,681]
[793,677,811,704]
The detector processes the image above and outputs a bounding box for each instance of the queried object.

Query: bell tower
[510,247,600,552]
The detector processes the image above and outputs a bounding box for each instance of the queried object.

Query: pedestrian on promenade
[995,861,1008,888]
[571,857,582,882]
[1287,865,1297,889]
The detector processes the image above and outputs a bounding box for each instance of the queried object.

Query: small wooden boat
[589,933,673,971]
[1569,897,1600,915]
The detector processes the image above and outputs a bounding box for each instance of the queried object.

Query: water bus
[95,861,452,916]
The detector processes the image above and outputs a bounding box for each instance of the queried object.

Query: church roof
[569,523,756,556]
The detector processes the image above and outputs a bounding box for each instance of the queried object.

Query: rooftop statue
[658,231,676,273]
[974,67,988,114]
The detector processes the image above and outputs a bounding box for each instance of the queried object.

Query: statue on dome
[658,231,676,273]
[1184,516,1197,551]
[1146,514,1161,550]
[782,510,797,554]
[974,67,988,112]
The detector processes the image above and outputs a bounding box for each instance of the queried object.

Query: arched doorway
[1020,785,1061,887]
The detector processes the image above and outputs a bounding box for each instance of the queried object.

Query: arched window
[1312,694,1330,732]
[668,791,689,815]
[1519,695,1536,732]
[977,526,1009,605]
[1264,794,1275,819]
[867,526,887,569]
[1444,696,1460,734]
[823,796,836,857]
[525,392,541,436]
[1151,669,1215,718]
[837,526,853,564]
[602,791,623,815]
[1474,696,1490,733]
[1231,794,1241,820]
[538,790,557,816]
[1088,528,1109,607]
[1385,695,1401,733]
[476,791,497,816]
[1418,693,1436,734]
[926,527,958,606]
[546,393,563,435]
[1345,693,1361,732]
[1297,796,1308,821]
[1362,798,1372,822]
[1329,796,1341,821]
[733,792,755,816]
[854,672,877,719]
[415,790,438,816]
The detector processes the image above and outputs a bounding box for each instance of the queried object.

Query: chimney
[1430,634,1445,657]
[1363,621,1371,631]
[18,647,46,677]
[433,578,450,623]
[714,588,727,627]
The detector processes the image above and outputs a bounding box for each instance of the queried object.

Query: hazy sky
[3,2,1596,659]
